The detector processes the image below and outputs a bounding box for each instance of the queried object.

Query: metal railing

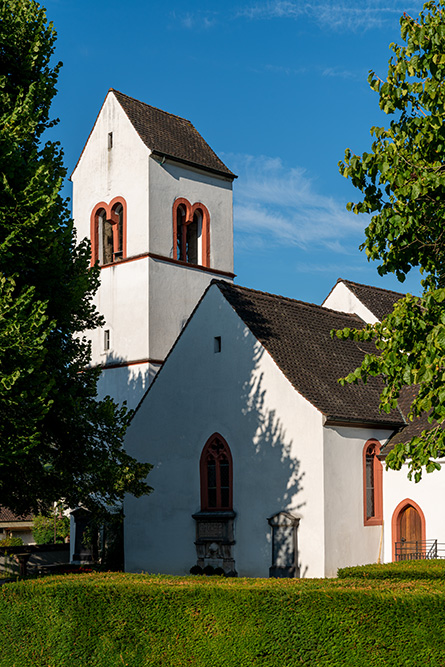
[394,539,445,561]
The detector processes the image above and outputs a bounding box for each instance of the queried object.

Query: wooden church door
[398,505,422,559]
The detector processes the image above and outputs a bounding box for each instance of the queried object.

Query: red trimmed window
[200,434,232,511]
[363,440,383,526]
[172,198,210,267]
[90,197,127,266]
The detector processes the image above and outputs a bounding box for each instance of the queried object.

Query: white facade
[383,464,445,563]
[125,286,326,577]
[322,281,379,324]
[71,90,234,408]
[124,285,402,578]
[322,425,392,576]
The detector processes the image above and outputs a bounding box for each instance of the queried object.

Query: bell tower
[71,89,236,408]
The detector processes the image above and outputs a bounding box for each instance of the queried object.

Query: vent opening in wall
[214,336,221,353]
[104,329,110,352]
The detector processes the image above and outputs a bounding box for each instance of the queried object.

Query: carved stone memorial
[191,510,237,576]
[268,511,300,578]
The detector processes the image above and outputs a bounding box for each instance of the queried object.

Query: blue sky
[46,0,426,304]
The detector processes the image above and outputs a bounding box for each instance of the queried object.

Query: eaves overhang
[150,150,237,181]
[323,414,405,429]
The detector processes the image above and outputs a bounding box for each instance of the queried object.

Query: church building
[72,90,445,577]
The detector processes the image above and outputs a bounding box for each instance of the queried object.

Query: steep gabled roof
[112,90,236,179]
[334,278,405,321]
[215,281,404,426]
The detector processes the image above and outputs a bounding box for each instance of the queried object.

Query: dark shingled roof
[215,281,404,426]
[0,507,33,523]
[335,279,405,321]
[112,90,236,179]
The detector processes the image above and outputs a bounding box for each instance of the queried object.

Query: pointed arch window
[200,434,232,511]
[90,197,127,266]
[173,198,210,268]
[363,439,383,526]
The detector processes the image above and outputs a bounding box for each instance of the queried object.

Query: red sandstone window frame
[200,433,233,511]
[90,196,127,267]
[172,198,210,268]
[363,439,383,526]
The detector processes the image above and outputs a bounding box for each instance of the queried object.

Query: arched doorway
[392,499,426,561]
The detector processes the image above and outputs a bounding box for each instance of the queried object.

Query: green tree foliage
[33,506,70,545]
[0,536,23,547]
[337,1,445,480]
[0,0,152,514]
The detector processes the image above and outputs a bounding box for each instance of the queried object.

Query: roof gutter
[323,415,405,429]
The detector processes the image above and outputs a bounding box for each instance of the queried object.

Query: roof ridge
[110,88,193,125]
[214,280,364,322]
[338,277,406,297]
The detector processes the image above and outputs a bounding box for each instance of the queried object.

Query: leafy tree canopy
[0,0,152,515]
[337,0,445,481]
[33,505,70,545]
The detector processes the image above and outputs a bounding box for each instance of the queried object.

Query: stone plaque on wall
[191,511,236,576]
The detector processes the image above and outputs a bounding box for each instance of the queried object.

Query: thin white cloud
[227,153,364,253]
[322,66,357,80]
[171,1,424,36]
[237,1,425,31]
[170,11,217,30]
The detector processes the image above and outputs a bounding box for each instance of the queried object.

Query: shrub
[33,512,70,545]
[338,559,445,580]
[2,573,445,666]
[0,536,23,547]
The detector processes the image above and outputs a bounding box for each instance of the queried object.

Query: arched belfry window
[90,197,127,266]
[363,439,383,526]
[173,198,210,268]
[200,433,232,511]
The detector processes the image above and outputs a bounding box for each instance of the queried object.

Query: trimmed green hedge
[338,559,445,580]
[1,572,445,666]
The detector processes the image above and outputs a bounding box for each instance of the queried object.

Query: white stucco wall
[323,426,393,577]
[383,463,445,563]
[124,284,327,578]
[95,362,155,410]
[71,91,151,382]
[322,282,378,324]
[89,258,149,366]
[148,259,232,361]
[72,91,150,256]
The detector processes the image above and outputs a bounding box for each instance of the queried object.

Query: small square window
[108,132,113,149]
[214,336,221,353]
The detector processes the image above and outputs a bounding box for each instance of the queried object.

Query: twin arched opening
[90,197,127,266]
[173,198,210,268]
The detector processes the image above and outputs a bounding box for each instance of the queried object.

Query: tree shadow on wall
[232,335,306,577]
[100,285,311,578]
[95,353,156,412]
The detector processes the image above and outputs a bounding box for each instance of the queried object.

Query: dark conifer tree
[0,0,151,514]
